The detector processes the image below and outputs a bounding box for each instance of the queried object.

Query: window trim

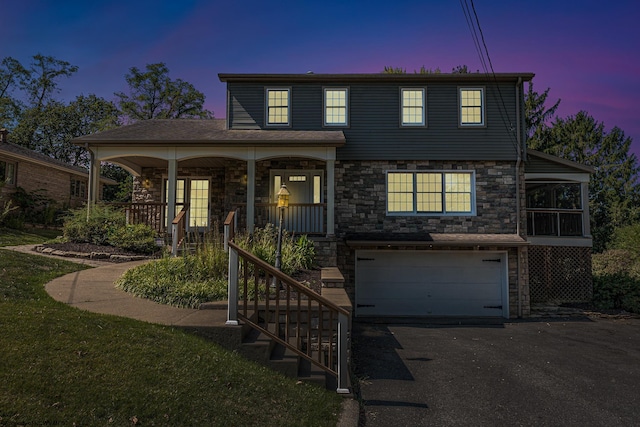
[458,87,486,127]
[323,87,349,127]
[265,87,291,127]
[386,170,476,216]
[0,160,16,186]
[400,87,427,127]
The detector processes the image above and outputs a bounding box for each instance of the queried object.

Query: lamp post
[274,184,290,273]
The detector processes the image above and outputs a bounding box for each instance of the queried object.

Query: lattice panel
[528,246,593,302]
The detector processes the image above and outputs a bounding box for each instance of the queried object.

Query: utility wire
[460,0,521,153]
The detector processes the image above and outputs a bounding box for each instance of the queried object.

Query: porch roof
[345,233,528,247]
[73,119,345,147]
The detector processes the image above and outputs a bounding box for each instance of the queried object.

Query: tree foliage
[11,94,119,166]
[115,63,212,122]
[524,82,561,140]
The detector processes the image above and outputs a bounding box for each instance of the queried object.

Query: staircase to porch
[223,211,352,393]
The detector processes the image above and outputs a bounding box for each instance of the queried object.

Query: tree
[115,63,213,122]
[11,94,119,167]
[532,111,640,252]
[4,55,80,150]
[100,163,133,202]
[524,82,561,142]
[382,65,444,74]
[0,57,29,129]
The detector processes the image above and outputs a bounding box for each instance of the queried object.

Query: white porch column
[247,156,256,233]
[326,158,335,236]
[167,158,177,231]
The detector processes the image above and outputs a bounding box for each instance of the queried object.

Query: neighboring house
[0,128,115,209]
[74,72,593,319]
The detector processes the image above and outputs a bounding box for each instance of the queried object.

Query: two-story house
[74,72,593,319]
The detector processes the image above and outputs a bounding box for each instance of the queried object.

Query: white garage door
[356,250,508,318]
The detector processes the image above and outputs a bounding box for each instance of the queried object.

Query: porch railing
[236,203,326,234]
[110,202,167,235]
[527,209,584,237]
[225,211,350,393]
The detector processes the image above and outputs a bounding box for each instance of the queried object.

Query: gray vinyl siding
[228,81,523,161]
[525,155,587,174]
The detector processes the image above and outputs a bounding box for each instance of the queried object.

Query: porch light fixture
[274,184,290,273]
[142,177,151,189]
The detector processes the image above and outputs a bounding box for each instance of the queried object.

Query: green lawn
[0,241,342,426]
[0,227,62,246]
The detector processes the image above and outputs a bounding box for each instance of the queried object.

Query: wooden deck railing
[109,202,167,235]
[225,211,350,393]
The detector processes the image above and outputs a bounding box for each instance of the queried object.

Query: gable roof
[73,119,346,146]
[526,149,595,174]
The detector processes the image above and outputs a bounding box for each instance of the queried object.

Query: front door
[270,170,323,233]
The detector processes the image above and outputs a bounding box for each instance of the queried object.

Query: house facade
[0,129,113,209]
[75,72,592,319]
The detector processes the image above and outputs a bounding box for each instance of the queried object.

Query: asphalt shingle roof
[73,119,345,146]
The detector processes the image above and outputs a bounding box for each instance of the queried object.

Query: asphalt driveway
[352,315,640,426]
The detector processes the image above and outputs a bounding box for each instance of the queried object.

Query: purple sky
[3,0,639,157]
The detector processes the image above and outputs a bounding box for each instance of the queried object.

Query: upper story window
[387,171,475,215]
[459,87,485,126]
[401,88,425,126]
[0,160,16,185]
[266,88,290,126]
[324,88,348,126]
[526,182,584,236]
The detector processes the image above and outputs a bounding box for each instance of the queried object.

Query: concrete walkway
[3,244,229,332]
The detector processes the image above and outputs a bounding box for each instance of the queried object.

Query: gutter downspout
[515,77,523,318]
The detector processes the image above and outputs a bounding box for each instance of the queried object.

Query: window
[0,160,15,185]
[164,178,210,229]
[401,88,425,126]
[70,179,86,198]
[387,171,475,215]
[324,88,348,126]
[526,182,584,236]
[459,87,485,126]
[266,88,290,126]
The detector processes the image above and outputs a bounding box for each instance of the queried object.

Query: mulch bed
[40,242,146,256]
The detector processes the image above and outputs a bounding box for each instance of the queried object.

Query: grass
[0,226,62,246]
[0,242,342,426]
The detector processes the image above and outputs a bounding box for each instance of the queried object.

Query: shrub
[116,225,316,306]
[592,249,640,313]
[236,224,316,275]
[108,223,157,254]
[63,204,126,245]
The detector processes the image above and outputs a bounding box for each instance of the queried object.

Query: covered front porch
[76,119,345,250]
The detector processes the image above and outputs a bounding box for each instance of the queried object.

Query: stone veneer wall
[334,160,519,235]
[333,159,530,318]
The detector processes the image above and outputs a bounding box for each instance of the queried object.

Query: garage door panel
[356,250,507,318]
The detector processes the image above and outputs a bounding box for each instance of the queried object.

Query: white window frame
[386,170,476,216]
[459,87,485,127]
[265,87,291,127]
[400,87,426,126]
[323,87,349,127]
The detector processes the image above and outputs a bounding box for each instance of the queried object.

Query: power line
[460,0,521,153]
